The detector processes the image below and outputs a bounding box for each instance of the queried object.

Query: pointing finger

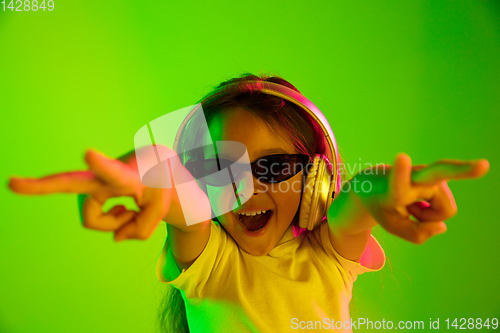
[8,171,101,195]
[412,158,490,186]
[412,164,428,172]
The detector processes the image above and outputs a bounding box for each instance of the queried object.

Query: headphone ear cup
[298,154,334,230]
[298,155,320,230]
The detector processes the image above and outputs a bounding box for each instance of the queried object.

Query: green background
[1,1,499,332]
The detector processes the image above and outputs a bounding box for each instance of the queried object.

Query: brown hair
[157,72,348,333]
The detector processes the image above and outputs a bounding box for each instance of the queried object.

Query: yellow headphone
[173,80,341,231]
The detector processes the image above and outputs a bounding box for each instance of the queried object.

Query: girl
[8,73,490,333]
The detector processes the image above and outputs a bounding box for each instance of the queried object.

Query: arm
[156,148,212,271]
[327,175,379,262]
[327,154,489,256]
[162,177,211,271]
[77,146,212,271]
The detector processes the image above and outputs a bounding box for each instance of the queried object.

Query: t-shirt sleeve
[317,221,386,280]
[155,221,227,300]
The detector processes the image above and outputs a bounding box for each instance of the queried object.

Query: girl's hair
[157,72,349,333]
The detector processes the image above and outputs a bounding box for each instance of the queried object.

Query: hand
[8,148,173,242]
[352,153,490,244]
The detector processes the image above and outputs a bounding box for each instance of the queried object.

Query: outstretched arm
[80,147,213,271]
[9,145,212,273]
[326,153,490,262]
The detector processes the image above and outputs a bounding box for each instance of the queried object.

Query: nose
[232,170,265,201]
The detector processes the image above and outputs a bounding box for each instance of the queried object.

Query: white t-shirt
[156,220,386,333]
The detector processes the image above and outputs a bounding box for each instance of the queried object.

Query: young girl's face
[204,106,304,256]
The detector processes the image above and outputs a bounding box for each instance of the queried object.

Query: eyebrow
[258,148,290,155]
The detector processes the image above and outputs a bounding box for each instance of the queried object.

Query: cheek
[270,177,303,215]
[206,185,239,218]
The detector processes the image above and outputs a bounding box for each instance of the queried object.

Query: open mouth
[238,210,273,232]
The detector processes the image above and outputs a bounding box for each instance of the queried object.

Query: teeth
[240,210,267,216]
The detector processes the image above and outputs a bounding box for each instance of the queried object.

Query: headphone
[173,80,341,231]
